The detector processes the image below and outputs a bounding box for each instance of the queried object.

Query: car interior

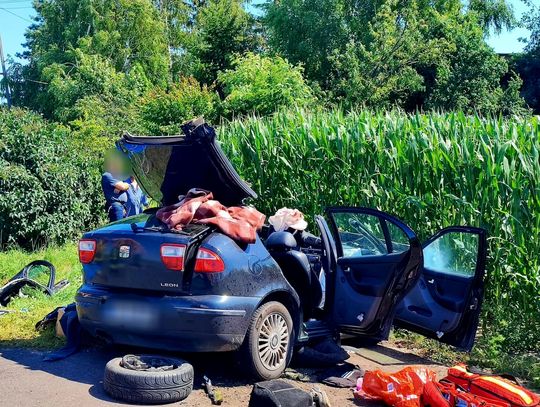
[261,226,327,321]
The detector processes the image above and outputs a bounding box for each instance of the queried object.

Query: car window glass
[387,222,410,253]
[332,213,388,257]
[424,232,479,278]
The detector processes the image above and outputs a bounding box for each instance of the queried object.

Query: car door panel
[421,269,471,312]
[338,253,409,297]
[395,227,487,350]
[321,207,422,340]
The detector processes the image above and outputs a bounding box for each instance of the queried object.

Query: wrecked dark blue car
[76,120,487,380]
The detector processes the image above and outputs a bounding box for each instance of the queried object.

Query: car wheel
[104,355,193,404]
[240,301,294,380]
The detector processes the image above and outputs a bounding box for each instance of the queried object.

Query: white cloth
[268,208,308,232]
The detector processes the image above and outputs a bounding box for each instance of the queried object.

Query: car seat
[266,231,323,319]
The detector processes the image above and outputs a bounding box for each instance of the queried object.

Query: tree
[11,0,169,116]
[218,53,314,116]
[27,0,169,83]
[264,0,523,114]
[188,0,261,86]
[264,0,349,87]
[468,0,515,34]
[329,1,445,109]
[426,14,526,114]
[40,50,147,122]
[512,1,540,113]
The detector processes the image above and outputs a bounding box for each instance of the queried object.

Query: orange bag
[445,365,540,407]
[361,366,437,407]
[423,380,511,407]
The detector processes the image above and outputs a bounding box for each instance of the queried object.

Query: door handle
[427,279,435,284]
[343,266,351,273]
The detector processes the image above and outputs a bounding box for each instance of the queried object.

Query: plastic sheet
[357,366,437,407]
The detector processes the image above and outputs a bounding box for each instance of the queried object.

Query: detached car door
[319,207,423,341]
[394,227,487,350]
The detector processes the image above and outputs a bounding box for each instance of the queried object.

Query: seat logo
[119,245,131,258]
[160,282,179,288]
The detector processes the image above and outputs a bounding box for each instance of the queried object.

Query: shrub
[218,53,315,117]
[139,78,219,135]
[0,108,103,249]
[41,51,148,124]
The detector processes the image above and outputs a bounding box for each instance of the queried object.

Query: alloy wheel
[257,312,290,371]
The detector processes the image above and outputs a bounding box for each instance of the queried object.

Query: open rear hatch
[81,119,256,294]
[82,214,214,294]
[117,118,257,206]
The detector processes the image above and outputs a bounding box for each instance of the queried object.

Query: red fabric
[156,188,265,244]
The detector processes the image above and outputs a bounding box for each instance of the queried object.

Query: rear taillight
[160,244,186,271]
[194,248,225,273]
[79,239,96,264]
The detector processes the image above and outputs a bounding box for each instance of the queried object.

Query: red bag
[445,365,540,407]
[423,381,510,407]
[361,366,437,407]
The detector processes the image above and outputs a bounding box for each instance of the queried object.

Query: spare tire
[104,355,193,404]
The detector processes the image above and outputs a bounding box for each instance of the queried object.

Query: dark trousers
[108,202,125,222]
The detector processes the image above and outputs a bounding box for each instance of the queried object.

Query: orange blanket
[156,188,265,244]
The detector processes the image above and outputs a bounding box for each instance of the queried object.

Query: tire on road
[103,356,193,404]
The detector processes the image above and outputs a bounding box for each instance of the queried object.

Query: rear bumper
[76,285,259,352]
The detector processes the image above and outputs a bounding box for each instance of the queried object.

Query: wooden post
[0,34,12,108]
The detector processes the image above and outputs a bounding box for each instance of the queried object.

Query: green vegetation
[0,244,80,348]
[0,109,104,249]
[0,0,539,390]
[220,108,540,379]
[219,53,314,117]
[139,78,219,135]
[1,107,539,385]
[264,0,525,114]
[4,0,536,119]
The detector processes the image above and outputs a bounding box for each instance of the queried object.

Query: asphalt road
[0,344,446,406]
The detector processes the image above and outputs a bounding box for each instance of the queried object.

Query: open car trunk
[117,118,257,207]
[82,119,256,294]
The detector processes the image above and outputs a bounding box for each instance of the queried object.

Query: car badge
[119,245,131,259]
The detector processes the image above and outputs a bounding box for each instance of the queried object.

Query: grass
[0,243,80,348]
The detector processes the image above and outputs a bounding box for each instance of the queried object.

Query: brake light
[161,244,186,271]
[79,239,96,264]
[194,248,225,273]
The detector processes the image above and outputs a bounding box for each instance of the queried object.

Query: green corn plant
[219,108,540,354]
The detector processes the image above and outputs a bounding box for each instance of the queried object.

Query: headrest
[266,231,297,251]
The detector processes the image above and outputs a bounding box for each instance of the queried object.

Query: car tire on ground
[240,301,294,380]
[103,355,193,405]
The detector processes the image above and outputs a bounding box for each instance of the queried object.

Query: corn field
[220,108,540,353]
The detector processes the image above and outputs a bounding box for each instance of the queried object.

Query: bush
[139,78,219,135]
[218,53,315,117]
[41,51,148,124]
[0,108,103,249]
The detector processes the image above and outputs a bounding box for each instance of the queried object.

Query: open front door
[319,208,423,341]
[394,227,487,350]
